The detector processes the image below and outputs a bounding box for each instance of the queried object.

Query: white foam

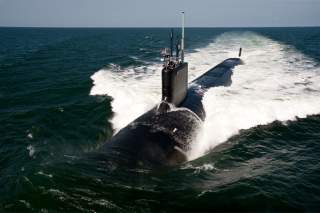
[189,32,320,159]
[90,42,223,131]
[27,144,35,157]
[27,133,33,139]
[90,65,161,132]
[36,171,53,178]
[90,31,320,160]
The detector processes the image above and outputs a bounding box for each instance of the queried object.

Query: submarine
[96,13,243,167]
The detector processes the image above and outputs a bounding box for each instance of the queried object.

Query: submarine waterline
[97,13,243,166]
[99,57,241,166]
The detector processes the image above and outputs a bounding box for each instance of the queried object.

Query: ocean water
[1,27,320,212]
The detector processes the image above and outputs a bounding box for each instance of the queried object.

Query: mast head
[161,12,186,68]
[181,11,185,63]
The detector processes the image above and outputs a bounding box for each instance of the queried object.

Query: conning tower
[161,12,188,107]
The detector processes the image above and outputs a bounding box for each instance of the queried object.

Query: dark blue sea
[1,27,320,212]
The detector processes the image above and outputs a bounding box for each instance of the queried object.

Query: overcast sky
[0,0,319,27]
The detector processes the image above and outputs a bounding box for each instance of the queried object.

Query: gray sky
[0,0,319,27]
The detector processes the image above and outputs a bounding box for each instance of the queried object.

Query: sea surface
[1,27,320,212]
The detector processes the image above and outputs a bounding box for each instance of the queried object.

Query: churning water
[1,27,320,212]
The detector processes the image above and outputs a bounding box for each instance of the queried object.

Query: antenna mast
[181,11,185,63]
[170,29,173,57]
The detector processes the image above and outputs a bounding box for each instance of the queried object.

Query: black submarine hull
[99,58,242,167]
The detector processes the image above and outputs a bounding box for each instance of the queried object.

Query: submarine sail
[161,12,188,107]
[97,13,243,167]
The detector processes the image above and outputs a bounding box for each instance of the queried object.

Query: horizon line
[1,25,320,29]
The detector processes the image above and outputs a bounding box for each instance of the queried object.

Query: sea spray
[90,31,320,160]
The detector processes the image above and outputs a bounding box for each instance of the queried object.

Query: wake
[90,32,320,160]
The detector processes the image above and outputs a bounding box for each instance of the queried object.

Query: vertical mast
[181,11,185,63]
[170,29,173,57]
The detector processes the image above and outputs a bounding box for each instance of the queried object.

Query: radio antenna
[170,29,174,57]
[181,12,185,63]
